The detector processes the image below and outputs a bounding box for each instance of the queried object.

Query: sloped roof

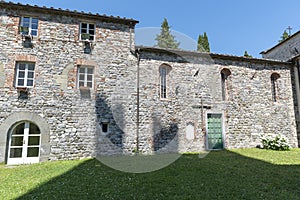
[260,31,300,54]
[136,46,292,66]
[0,1,139,26]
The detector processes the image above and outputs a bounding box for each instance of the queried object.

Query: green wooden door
[207,114,224,150]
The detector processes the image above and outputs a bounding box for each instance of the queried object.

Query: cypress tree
[244,51,252,58]
[155,18,180,49]
[197,34,204,52]
[203,32,210,52]
[197,32,210,52]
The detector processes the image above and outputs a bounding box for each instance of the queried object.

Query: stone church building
[0,1,299,164]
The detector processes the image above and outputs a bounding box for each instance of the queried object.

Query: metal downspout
[129,21,141,153]
[135,49,141,153]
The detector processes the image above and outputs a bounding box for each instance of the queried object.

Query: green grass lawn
[1,149,300,200]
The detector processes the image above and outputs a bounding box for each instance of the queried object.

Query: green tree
[197,32,210,52]
[203,32,210,52]
[279,30,289,43]
[155,18,180,49]
[244,51,252,58]
[197,35,204,52]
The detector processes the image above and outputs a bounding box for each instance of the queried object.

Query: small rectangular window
[80,23,95,41]
[15,62,35,88]
[20,17,39,36]
[77,66,94,88]
[101,123,109,133]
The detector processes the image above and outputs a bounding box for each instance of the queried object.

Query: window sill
[80,39,95,43]
[79,86,93,90]
[160,98,171,102]
[20,34,38,39]
[16,87,31,90]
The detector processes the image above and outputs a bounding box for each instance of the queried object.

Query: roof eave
[136,46,292,66]
[0,1,139,26]
[261,30,300,54]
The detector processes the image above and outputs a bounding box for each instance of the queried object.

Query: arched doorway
[7,121,41,165]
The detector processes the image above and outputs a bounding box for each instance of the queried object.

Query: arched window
[7,121,41,165]
[221,68,231,101]
[271,73,280,102]
[159,64,171,99]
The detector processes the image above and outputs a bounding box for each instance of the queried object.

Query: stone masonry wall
[136,50,298,152]
[0,6,137,162]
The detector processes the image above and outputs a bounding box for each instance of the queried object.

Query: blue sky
[9,0,300,58]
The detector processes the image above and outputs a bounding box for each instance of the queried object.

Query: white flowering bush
[261,135,290,151]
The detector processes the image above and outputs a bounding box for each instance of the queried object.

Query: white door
[7,122,41,165]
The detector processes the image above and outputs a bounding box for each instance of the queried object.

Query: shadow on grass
[17,150,300,200]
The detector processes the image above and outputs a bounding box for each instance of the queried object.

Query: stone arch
[221,68,231,77]
[159,63,172,73]
[56,63,75,90]
[270,72,280,80]
[0,112,50,163]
